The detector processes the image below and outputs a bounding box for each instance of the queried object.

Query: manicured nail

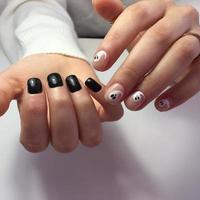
[131,91,145,108]
[66,75,82,93]
[157,99,171,111]
[105,83,124,104]
[47,73,63,88]
[27,78,42,94]
[93,50,108,69]
[85,78,102,92]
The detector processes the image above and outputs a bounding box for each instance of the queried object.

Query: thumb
[0,69,22,116]
[92,0,124,22]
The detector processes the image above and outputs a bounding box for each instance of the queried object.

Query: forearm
[0,0,87,63]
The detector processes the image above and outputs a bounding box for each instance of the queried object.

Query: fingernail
[66,75,82,93]
[47,73,63,88]
[131,91,145,108]
[85,78,102,92]
[105,83,124,104]
[92,50,108,69]
[27,78,43,94]
[157,99,171,111]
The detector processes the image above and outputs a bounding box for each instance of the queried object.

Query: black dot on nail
[111,94,117,100]
[135,96,140,101]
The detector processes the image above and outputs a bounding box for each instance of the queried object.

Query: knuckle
[106,31,121,44]
[25,102,46,115]
[126,3,148,20]
[178,38,199,60]
[143,75,161,97]
[148,24,172,45]
[52,96,70,108]
[77,95,91,107]
[123,64,140,83]
[181,5,199,20]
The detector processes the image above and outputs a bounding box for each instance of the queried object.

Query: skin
[0,54,123,153]
[92,0,200,111]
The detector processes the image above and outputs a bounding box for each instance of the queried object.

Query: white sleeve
[0,0,88,63]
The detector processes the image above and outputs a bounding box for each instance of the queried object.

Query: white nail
[107,90,123,102]
[132,91,145,103]
[158,99,170,110]
[93,50,107,62]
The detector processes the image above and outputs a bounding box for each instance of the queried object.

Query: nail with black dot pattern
[132,91,145,104]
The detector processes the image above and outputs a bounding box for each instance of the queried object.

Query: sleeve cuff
[15,17,89,63]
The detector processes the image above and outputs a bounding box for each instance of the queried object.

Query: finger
[46,73,79,153]
[66,75,102,147]
[124,32,200,110]
[85,77,124,121]
[104,6,199,104]
[155,58,200,111]
[93,0,146,53]
[0,69,23,116]
[92,0,124,22]
[92,0,169,71]
[18,78,49,153]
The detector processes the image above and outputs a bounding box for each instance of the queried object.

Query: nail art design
[157,99,170,110]
[85,78,102,92]
[105,83,124,103]
[47,73,63,88]
[66,75,82,93]
[132,91,145,103]
[94,50,107,62]
[27,78,42,94]
[93,50,108,69]
[108,90,123,101]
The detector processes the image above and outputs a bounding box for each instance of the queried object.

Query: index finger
[85,77,124,121]
[92,0,169,71]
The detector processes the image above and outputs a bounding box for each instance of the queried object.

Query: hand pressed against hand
[0,54,123,153]
[93,0,200,111]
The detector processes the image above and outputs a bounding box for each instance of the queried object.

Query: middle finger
[104,5,198,104]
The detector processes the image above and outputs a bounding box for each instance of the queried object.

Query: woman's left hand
[92,0,200,111]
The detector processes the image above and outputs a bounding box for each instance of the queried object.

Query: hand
[92,0,200,112]
[0,54,123,153]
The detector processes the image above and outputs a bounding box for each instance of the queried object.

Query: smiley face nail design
[132,91,145,103]
[93,50,107,63]
[157,99,170,110]
[105,83,124,104]
[108,90,123,102]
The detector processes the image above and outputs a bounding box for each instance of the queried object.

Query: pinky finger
[155,62,200,112]
[85,77,124,121]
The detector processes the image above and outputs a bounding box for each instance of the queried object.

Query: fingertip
[92,0,124,22]
[0,90,12,116]
[154,97,172,112]
[92,50,110,71]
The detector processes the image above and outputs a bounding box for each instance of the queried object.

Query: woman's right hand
[0,54,123,153]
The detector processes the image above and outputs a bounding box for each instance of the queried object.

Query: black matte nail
[66,75,82,93]
[47,73,63,88]
[85,78,102,92]
[27,78,43,94]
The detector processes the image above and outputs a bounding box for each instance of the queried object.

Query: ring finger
[125,30,200,110]
[46,73,79,153]
[66,75,102,147]
[104,5,198,104]
[18,78,49,153]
